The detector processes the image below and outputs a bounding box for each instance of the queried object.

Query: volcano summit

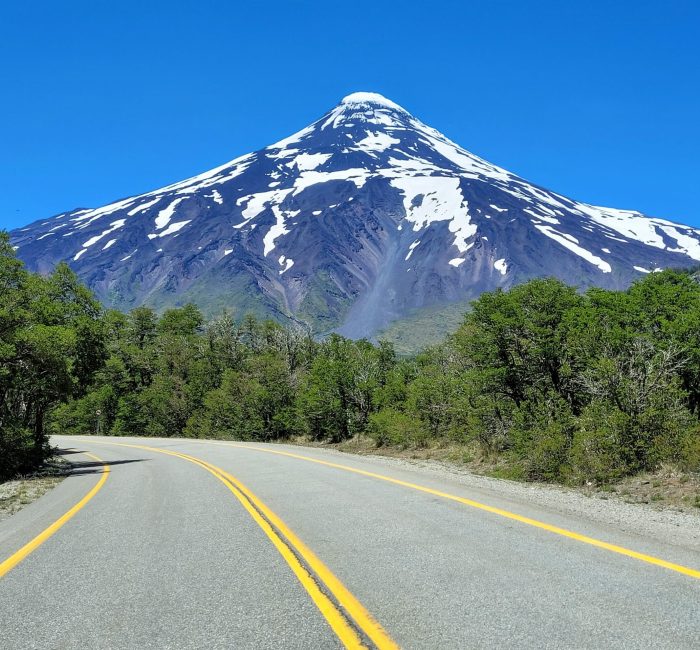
[11,92,700,338]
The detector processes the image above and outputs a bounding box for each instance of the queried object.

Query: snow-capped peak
[339,92,407,113]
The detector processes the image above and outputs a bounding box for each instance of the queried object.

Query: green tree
[0,234,104,477]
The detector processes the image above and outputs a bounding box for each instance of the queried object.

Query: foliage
[4,230,700,487]
[0,232,104,479]
[448,274,700,482]
[368,409,428,448]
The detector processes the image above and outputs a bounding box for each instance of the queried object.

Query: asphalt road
[1,436,699,649]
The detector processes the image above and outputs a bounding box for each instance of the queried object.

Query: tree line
[1,230,699,484]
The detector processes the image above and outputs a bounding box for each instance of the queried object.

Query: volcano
[11,92,700,338]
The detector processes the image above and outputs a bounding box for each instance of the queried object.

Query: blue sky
[2,0,699,229]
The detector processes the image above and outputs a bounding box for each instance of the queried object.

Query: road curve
[0,435,698,649]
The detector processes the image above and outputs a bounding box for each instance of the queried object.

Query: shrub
[508,395,575,482]
[679,427,700,473]
[569,401,628,484]
[0,426,35,481]
[368,408,429,448]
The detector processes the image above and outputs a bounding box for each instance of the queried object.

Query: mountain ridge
[10,92,700,338]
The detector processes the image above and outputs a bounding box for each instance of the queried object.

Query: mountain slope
[11,92,700,337]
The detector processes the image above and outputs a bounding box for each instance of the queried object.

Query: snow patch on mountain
[128,196,162,216]
[150,220,191,239]
[294,169,369,195]
[279,255,294,274]
[285,152,332,171]
[264,208,300,256]
[355,131,401,153]
[237,189,292,223]
[158,153,255,195]
[534,224,612,273]
[208,190,224,205]
[71,198,135,228]
[419,131,511,182]
[405,240,420,261]
[574,205,700,261]
[390,176,476,252]
[156,198,187,230]
[267,125,316,152]
[82,219,126,250]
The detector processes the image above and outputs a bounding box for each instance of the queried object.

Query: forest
[1,230,699,486]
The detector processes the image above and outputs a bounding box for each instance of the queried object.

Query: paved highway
[0,436,698,649]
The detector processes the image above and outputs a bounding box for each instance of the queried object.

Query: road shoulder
[0,457,68,523]
[286,439,700,554]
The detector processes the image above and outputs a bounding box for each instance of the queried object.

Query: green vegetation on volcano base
[377,301,473,355]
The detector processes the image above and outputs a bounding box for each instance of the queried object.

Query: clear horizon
[2,0,699,229]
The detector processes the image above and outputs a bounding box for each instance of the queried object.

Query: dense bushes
[445,276,700,482]
[3,231,700,486]
[365,274,700,483]
[43,272,700,484]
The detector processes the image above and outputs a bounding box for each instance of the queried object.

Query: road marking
[202,442,700,581]
[0,452,110,579]
[84,441,397,650]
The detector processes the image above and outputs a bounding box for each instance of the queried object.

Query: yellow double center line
[90,442,398,650]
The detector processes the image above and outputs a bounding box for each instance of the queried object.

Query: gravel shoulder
[0,458,68,523]
[292,439,700,554]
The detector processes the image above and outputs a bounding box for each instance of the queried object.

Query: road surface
[0,436,698,649]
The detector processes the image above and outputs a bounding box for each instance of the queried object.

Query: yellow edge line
[0,451,110,579]
[205,441,700,581]
[89,441,397,650]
